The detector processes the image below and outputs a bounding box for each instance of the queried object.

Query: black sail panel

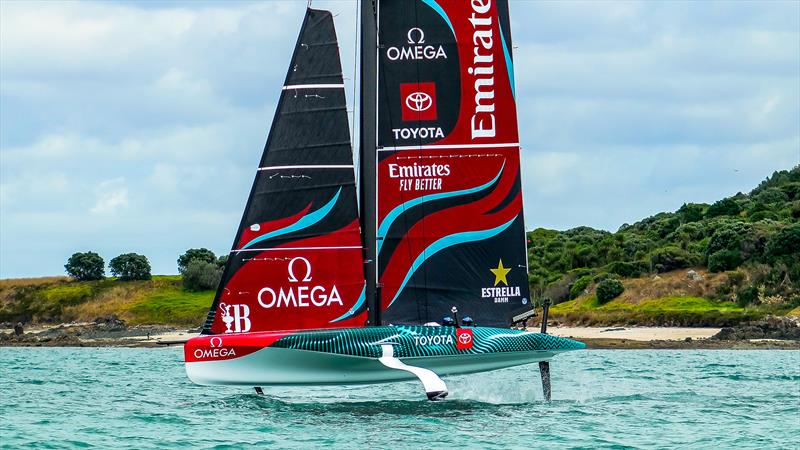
[376,0,531,327]
[202,9,366,335]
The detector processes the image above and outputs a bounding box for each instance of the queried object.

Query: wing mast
[359,0,380,326]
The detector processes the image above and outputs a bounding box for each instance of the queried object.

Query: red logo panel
[400,82,437,121]
[456,328,473,350]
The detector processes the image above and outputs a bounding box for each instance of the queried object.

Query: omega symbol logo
[407,27,425,44]
[405,92,433,112]
[287,257,312,282]
[209,337,223,348]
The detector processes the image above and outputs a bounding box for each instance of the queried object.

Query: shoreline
[1,323,798,349]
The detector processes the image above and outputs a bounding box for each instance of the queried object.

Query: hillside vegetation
[528,166,800,325]
[0,276,212,327]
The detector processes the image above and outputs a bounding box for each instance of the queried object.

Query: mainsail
[202,8,366,335]
[375,0,531,327]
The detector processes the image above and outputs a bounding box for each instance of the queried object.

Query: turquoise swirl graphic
[388,216,517,307]
[498,22,515,99]
[421,0,455,35]
[241,188,342,250]
[329,285,366,323]
[377,163,504,255]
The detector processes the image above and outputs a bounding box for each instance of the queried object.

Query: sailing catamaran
[184,1,584,400]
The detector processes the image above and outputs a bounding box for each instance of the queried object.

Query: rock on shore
[0,315,177,347]
[712,316,800,341]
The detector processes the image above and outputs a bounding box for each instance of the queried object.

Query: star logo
[490,259,511,286]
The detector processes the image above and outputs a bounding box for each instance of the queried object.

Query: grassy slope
[0,276,213,327]
[548,268,782,326]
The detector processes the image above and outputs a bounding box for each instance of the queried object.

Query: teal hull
[185,325,584,386]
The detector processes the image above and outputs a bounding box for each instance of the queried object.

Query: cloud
[90,179,129,214]
[1,0,798,277]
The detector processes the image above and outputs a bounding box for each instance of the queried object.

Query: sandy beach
[547,326,721,342]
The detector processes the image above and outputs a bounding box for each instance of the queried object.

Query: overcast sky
[1,0,798,278]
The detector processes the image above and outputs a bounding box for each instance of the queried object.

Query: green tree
[177,248,217,274]
[216,255,229,268]
[183,259,223,291]
[596,279,624,304]
[64,252,105,281]
[109,253,152,281]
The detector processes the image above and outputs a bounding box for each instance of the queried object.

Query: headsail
[375,0,530,327]
[202,8,366,335]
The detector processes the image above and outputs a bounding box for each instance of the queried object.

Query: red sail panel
[377,0,531,327]
[202,9,367,335]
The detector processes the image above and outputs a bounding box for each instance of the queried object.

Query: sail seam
[232,246,362,252]
[258,165,354,170]
[283,84,345,90]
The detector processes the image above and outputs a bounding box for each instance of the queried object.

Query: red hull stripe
[184,332,289,363]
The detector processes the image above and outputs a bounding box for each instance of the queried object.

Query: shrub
[216,255,229,268]
[183,260,223,291]
[781,182,800,200]
[706,222,751,257]
[64,252,105,281]
[736,285,759,307]
[650,246,698,273]
[708,249,743,273]
[677,203,705,223]
[749,211,779,222]
[606,260,648,278]
[177,248,217,274]
[596,279,624,304]
[706,198,742,218]
[569,275,592,299]
[766,224,800,260]
[109,253,151,281]
[754,187,789,205]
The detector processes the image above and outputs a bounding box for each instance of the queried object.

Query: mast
[359,0,379,326]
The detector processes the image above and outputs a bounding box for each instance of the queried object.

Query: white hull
[186,346,562,386]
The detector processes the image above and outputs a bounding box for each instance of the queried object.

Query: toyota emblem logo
[405,92,432,112]
[458,332,472,345]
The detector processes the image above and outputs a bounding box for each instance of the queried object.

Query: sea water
[1,348,798,449]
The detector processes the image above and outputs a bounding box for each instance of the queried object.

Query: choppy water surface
[2,348,798,449]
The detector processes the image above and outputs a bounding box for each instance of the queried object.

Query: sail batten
[202,8,366,335]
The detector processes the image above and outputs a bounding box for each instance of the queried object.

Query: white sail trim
[282,84,345,90]
[379,142,520,152]
[258,165,354,171]
[232,246,362,253]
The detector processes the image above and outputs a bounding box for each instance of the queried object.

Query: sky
[1,0,798,278]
